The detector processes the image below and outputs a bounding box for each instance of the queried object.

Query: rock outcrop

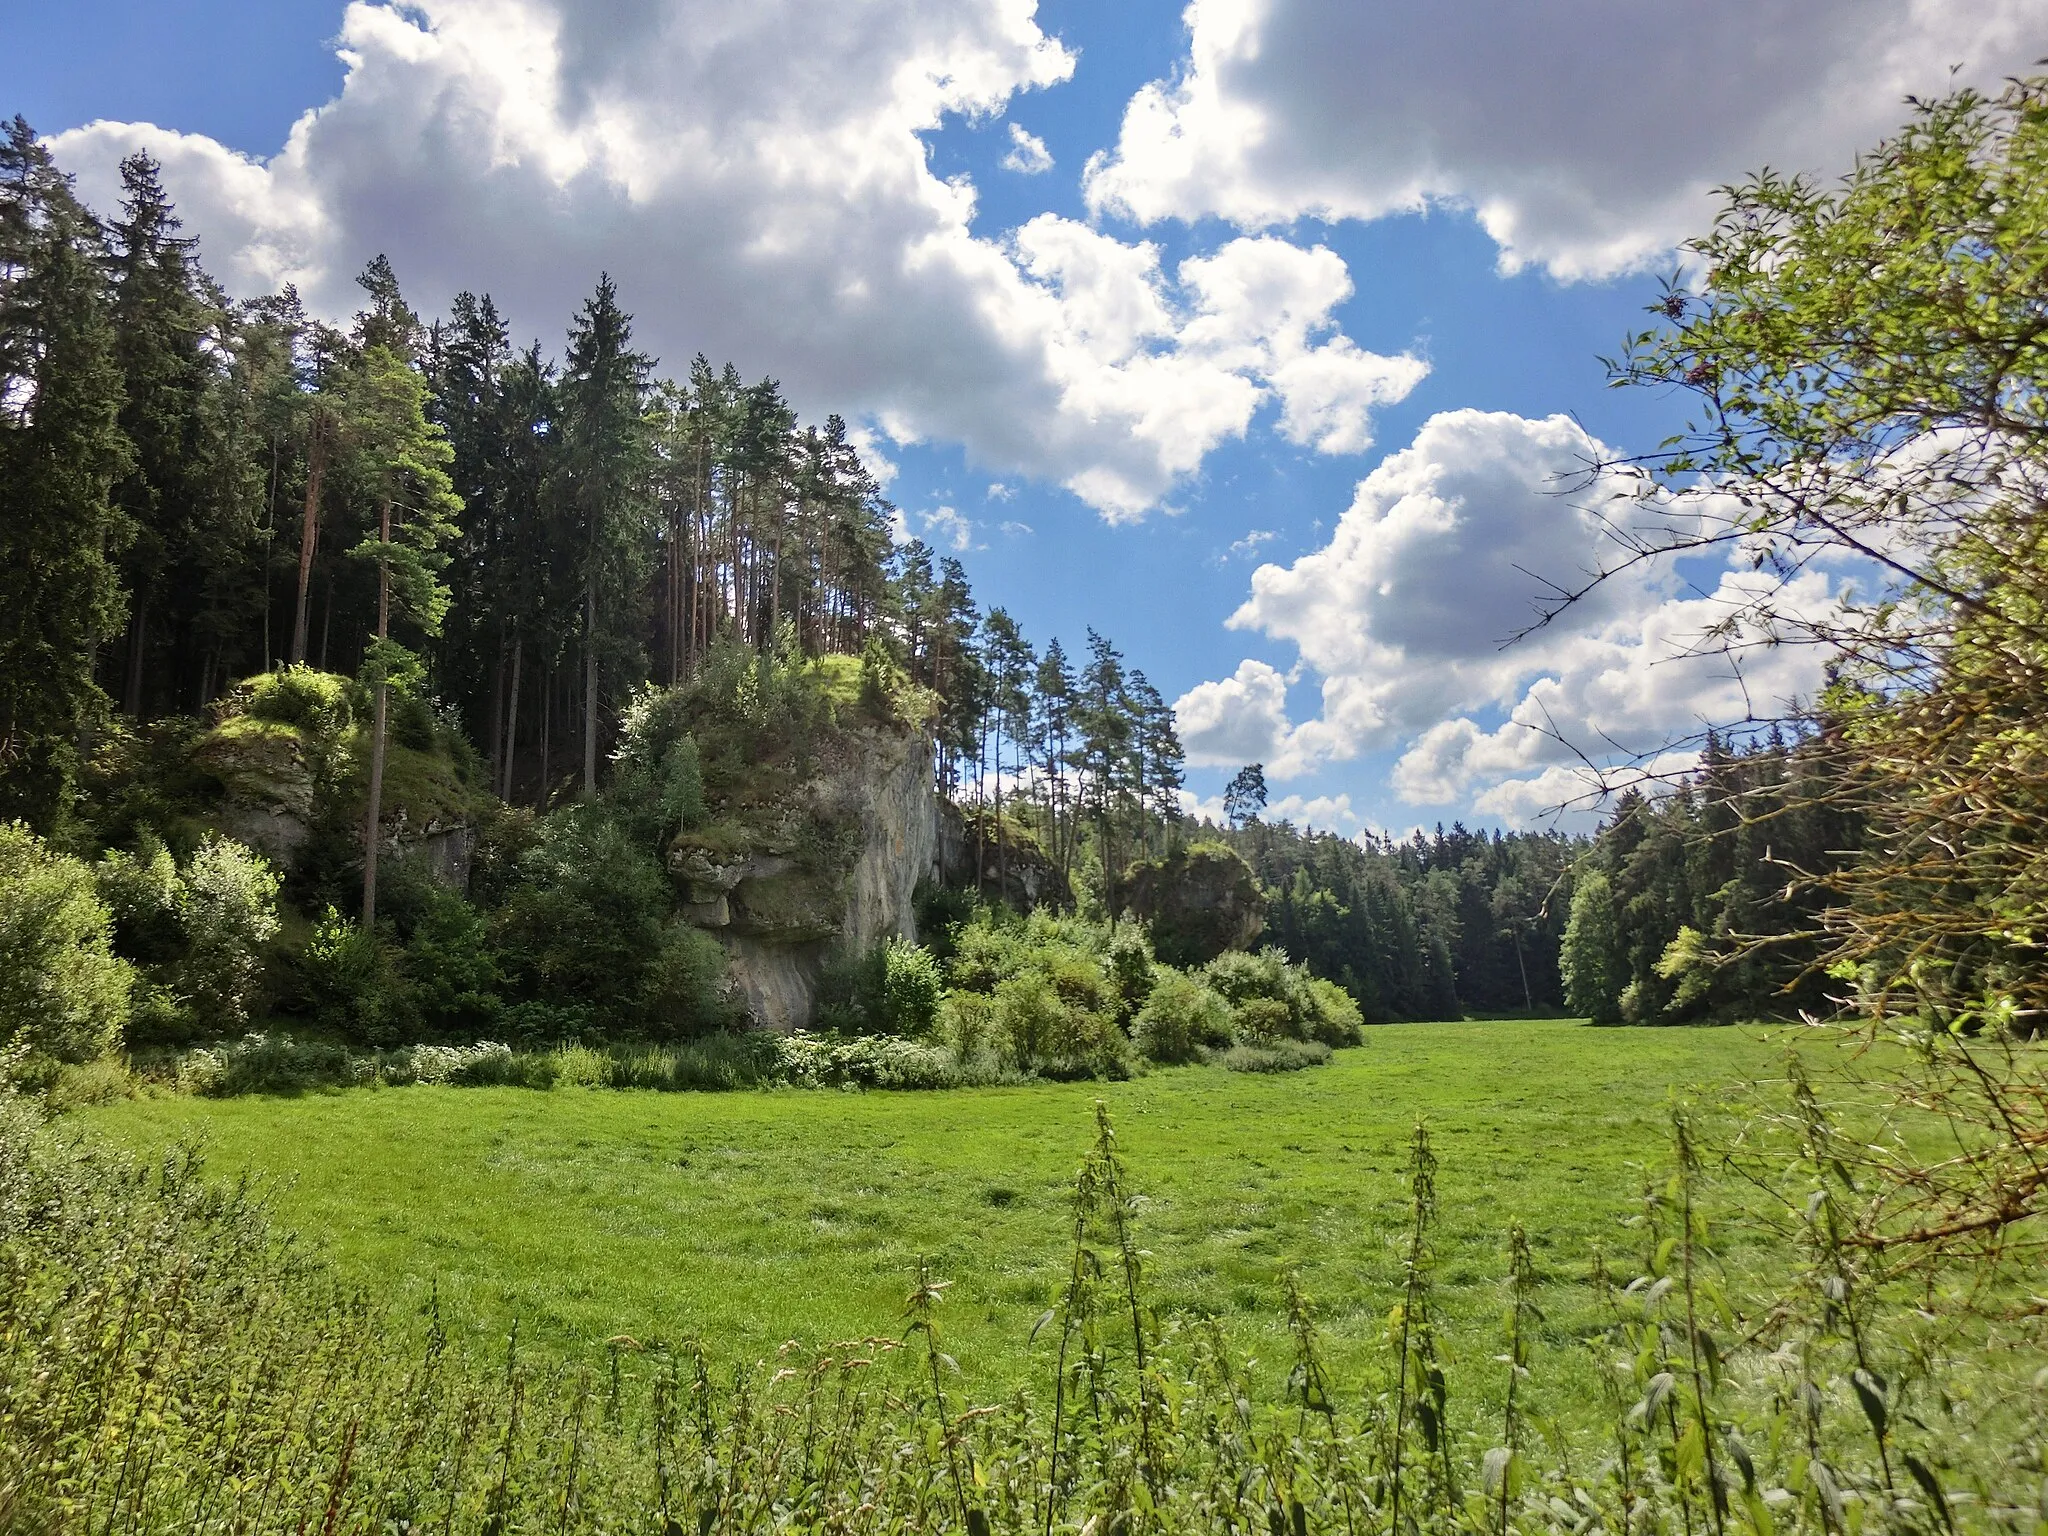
[1119,843,1266,967]
[190,719,317,867]
[188,692,488,890]
[934,802,1072,912]
[669,723,935,1029]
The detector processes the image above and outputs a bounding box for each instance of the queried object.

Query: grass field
[79,1019,1799,1408]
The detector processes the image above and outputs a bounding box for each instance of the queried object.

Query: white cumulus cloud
[1177,408,1845,819]
[48,0,1421,521]
[1001,122,1053,174]
[1085,0,2048,278]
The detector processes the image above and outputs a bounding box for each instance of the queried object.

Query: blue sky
[9,0,2038,832]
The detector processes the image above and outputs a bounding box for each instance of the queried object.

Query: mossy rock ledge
[188,682,489,888]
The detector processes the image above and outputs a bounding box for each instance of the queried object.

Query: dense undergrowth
[4,1073,2043,1533]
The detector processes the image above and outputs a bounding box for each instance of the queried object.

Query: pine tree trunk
[122,596,148,717]
[540,662,552,809]
[362,498,392,928]
[289,416,326,665]
[501,635,522,802]
[583,579,599,798]
[488,639,507,796]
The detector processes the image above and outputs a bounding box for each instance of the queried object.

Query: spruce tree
[0,119,132,828]
[556,274,653,798]
[105,153,254,715]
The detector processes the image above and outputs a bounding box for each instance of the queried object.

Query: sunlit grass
[83,1019,1792,1398]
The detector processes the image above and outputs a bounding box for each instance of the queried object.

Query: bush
[293,907,412,1045]
[45,1056,134,1109]
[880,940,943,1037]
[776,1031,960,1090]
[639,924,743,1040]
[92,835,183,968]
[495,809,673,1029]
[1217,1038,1332,1073]
[0,822,133,1064]
[389,691,438,752]
[1202,946,1293,1012]
[1134,968,1236,1063]
[911,879,976,960]
[183,1032,365,1096]
[400,891,506,1036]
[937,990,1000,1059]
[818,938,944,1037]
[610,686,708,849]
[1203,946,1364,1047]
[992,973,1127,1078]
[1106,926,1155,1024]
[230,665,354,737]
[1232,995,1296,1041]
[1298,975,1365,1046]
[174,835,281,1033]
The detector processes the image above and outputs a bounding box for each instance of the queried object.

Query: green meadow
[82,1019,1794,1397]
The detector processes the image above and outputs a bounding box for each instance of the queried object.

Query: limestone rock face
[188,710,482,891]
[669,722,936,1029]
[189,721,316,866]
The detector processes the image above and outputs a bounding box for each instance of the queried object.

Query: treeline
[1207,815,1579,1022]
[0,121,1191,870]
[0,123,908,817]
[1561,730,1863,1026]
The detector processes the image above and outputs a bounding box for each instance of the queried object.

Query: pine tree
[1223,763,1267,829]
[1032,638,1076,874]
[345,344,461,925]
[0,119,133,828]
[1073,630,1135,924]
[982,607,1034,895]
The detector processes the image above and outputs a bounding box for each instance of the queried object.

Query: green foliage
[293,906,410,1045]
[1215,1037,1332,1073]
[0,822,132,1064]
[490,807,736,1039]
[881,939,944,1036]
[0,120,133,829]
[1105,924,1154,1023]
[339,344,461,640]
[1652,924,1716,1019]
[819,939,944,1038]
[1202,945,1364,1047]
[638,923,743,1039]
[170,834,280,1033]
[1560,868,1625,1025]
[1301,974,1364,1041]
[229,664,354,738]
[991,972,1127,1078]
[1223,818,1579,1021]
[1133,967,1233,1063]
[911,878,976,960]
[497,809,669,1021]
[92,834,183,968]
[610,684,707,846]
[391,878,505,1037]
